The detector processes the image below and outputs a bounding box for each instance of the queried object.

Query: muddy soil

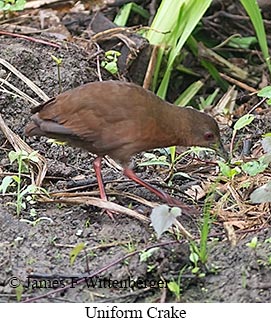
[0,38,270,303]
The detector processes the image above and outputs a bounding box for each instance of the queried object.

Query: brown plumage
[25,81,226,214]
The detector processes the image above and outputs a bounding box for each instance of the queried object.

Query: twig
[22,240,181,303]
[0,114,47,187]
[0,30,60,48]
[0,78,39,105]
[0,58,49,102]
[219,72,257,93]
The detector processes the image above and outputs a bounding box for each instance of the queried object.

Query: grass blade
[240,0,271,74]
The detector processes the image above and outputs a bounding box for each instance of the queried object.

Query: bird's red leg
[123,167,197,215]
[93,157,115,219]
[93,157,107,200]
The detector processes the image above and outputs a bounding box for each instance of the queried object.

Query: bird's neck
[155,103,193,147]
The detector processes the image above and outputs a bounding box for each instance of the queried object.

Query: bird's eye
[204,132,214,141]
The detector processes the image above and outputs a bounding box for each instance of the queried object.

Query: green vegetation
[51,55,63,93]
[167,266,186,301]
[114,2,149,26]
[101,50,121,75]
[246,236,259,249]
[70,242,86,266]
[146,0,212,98]
[0,150,39,216]
[240,0,271,74]
[0,0,25,12]
[188,186,216,276]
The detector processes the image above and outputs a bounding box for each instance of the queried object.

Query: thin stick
[0,58,49,102]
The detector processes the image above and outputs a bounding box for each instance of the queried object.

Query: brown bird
[25,81,226,214]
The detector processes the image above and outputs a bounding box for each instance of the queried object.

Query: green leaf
[246,236,258,249]
[258,86,271,98]
[199,88,220,110]
[12,175,20,184]
[167,281,180,295]
[171,172,191,180]
[228,36,257,49]
[140,247,159,262]
[241,157,269,176]
[2,3,11,10]
[20,184,37,197]
[28,151,39,163]
[16,284,23,302]
[51,55,62,65]
[138,154,170,167]
[69,242,85,266]
[102,50,121,75]
[240,0,271,74]
[146,0,212,98]
[102,61,118,74]
[114,2,149,26]
[217,161,240,179]
[191,266,200,274]
[174,80,203,106]
[0,176,14,194]
[8,150,19,163]
[10,0,26,11]
[233,114,255,131]
[189,252,199,265]
[47,138,67,146]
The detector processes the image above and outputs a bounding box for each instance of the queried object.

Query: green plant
[230,113,255,159]
[241,268,247,288]
[16,284,23,302]
[114,2,149,26]
[123,240,136,253]
[20,216,53,226]
[246,236,259,249]
[217,160,241,179]
[246,134,271,203]
[174,80,204,107]
[139,146,215,184]
[101,50,121,75]
[0,0,25,12]
[70,242,86,266]
[147,264,157,273]
[258,86,271,105]
[198,88,220,110]
[188,184,217,275]
[140,247,159,262]
[217,112,265,179]
[51,55,63,93]
[240,0,271,75]
[241,156,269,176]
[146,0,212,98]
[167,266,186,301]
[0,150,40,216]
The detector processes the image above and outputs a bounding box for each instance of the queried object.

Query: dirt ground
[0,34,270,302]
